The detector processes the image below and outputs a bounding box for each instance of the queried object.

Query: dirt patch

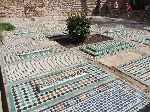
[54,34,113,48]
[98,52,142,67]
[38,40,58,47]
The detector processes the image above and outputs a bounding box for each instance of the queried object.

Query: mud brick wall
[0,0,107,18]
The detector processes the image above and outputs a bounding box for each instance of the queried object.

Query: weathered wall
[109,0,125,9]
[0,0,107,18]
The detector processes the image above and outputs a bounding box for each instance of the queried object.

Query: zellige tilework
[80,40,136,58]
[5,63,114,112]
[0,45,67,65]
[1,51,86,83]
[117,55,150,86]
[41,79,149,112]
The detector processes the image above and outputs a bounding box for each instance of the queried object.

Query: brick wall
[0,0,107,18]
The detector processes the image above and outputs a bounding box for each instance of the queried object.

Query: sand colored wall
[0,0,108,17]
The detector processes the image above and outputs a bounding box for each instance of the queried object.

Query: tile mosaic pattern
[117,55,150,86]
[103,28,125,38]
[1,18,150,112]
[5,63,114,112]
[103,28,149,38]
[80,40,135,58]
[91,23,150,45]
[34,63,111,93]
[1,51,86,83]
[133,36,150,45]
[2,31,48,44]
[143,38,150,45]
[0,45,67,65]
[34,66,85,93]
[0,40,40,53]
[41,79,149,112]
[102,27,150,45]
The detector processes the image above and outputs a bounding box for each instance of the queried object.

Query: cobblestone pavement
[0,16,149,112]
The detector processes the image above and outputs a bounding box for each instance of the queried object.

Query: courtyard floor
[0,16,150,112]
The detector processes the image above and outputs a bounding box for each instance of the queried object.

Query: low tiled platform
[133,36,150,45]
[91,21,150,46]
[4,62,115,112]
[2,32,39,45]
[1,51,86,84]
[80,40,136,59]
[102,27,150,45]
[41,79,149,112]
[0,38,40,53]
[0,45,67,66]
[3,64,149,112]
[116,55,150,86]
[103,28,149,37]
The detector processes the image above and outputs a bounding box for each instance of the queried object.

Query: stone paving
[0,16,150,112]
[1,16,67,44]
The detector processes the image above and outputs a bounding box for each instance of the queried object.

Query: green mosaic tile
[5,63,114,112]
[80,40,136,58]
[117,55,150,86]
[41,79,149,112]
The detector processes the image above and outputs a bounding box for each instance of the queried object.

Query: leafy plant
[67,13,91,43]
[0,22,15,43]
[0,22,15,31]
[0,31,3,41]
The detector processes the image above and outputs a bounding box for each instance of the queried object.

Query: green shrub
[0,22,15,31]
[0,32,2,41]
[67,13,91,42]
[0,27,3,41]
[0,22,15,42]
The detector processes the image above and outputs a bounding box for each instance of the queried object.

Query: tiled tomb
[1,51,87,84]
[0,39,40,53]
[0,45,67,65]
[2,31,49,44]
[102,27,150,45]
[117,55,150,86]
[80,40,136,59]
[5,63,115,112]
[5,77,149,112]
[133,36,150,45]
[41,79,149,112]
[91,23,150,45]
[2,31,37,44]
